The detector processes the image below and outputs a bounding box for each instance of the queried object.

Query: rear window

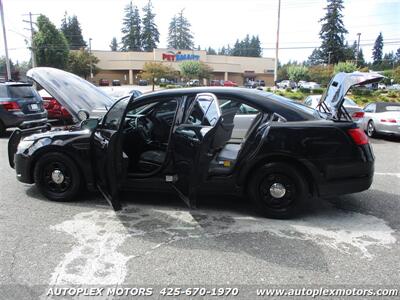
[8,85,37,99]
[385,106,400,111]
[0,85,8,98]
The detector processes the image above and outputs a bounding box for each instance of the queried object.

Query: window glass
[385,106,400,111]
[8,85,37,99]
[102,97,129,130]
[186,96,220,126]
[364,103,375,113]
[0,85,8,98]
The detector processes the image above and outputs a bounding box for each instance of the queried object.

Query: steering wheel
[134,115,153,143]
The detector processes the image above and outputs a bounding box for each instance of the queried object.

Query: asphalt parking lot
[0,133,399,299]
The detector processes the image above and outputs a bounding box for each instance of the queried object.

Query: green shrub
[352,88,372,96]
[285,87,292,92]
[159,83,167,87]
[388,90,399,98]
[166,84,180,89]
[312,88,324,94]
[299,87,311,94]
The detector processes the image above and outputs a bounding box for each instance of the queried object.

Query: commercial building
[92,48,275,86]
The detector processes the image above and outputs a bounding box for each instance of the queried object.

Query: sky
[1,0,400,64]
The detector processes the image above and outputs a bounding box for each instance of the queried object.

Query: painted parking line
[375,172,400,178]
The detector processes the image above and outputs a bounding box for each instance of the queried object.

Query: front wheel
[34,153,82,202]
[248,162,308,219]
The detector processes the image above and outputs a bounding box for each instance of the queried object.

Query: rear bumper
[1,111,47,128]
[318,173,373,197]
[375,122,400,136]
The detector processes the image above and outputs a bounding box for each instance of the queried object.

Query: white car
[301,82,320,90]
[378,83,386,90]
[304,95,364,123]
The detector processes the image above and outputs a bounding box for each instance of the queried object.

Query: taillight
[352,111,365,119]
[1,101,20,112]
[348,128,369,145]
[380,119,397,123]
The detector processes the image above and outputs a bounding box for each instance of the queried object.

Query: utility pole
[356,32,361,66]
[328,51,332,65]
[23,12,39,68]
[274,0,281,85]
[0,0,11,80]
[89,38,93,79]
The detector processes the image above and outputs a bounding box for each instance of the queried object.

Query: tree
[372,32,383,65]
[334,61,357,73]
[308,65,334,85]
[33,15,69,69]
[179,61,201,80]
[207,47,217,55]
[250,35,262,57]
[60,14,87,50]
[141,62,174,91]
[67,48,99,79]
[0,56,20,80]
[318,0,348,64]
[357,48,365,67]
[110,37,118,51]
[121,1,142,51]
[198,62,213,80]
[287,65,308,82]
[231,35,262,57]
[167,10,194,49]
[307,48,324,65]
[141,0,159,51]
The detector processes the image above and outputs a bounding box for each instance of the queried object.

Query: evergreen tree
[167,10,194,49]
[372,32,384,65]
[121,1,142,51]
[60,13,86,50]
[250,35,262,57]
[357,48,365,67]
[307,48,324,65]
[231,35,262,57]
[318,0,348,64]
[218,46,226,55]
[141,0,159,52]
[395,48,400,64]
[110,37,118,51]
[207,47,217,55]
[34,15,69,69]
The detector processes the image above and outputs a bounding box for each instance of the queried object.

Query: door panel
[171,93,222,208]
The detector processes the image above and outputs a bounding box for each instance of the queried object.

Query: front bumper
[15,152,34,184]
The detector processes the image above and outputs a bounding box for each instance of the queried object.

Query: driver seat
[138,150,166,172]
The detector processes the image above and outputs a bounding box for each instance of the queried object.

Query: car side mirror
[77,109,90,121]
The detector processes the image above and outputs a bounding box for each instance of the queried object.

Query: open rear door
[170,93,222,208]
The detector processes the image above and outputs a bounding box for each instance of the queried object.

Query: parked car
[378,83,386,90]
[304,95,364,123]
[138,79,148,86]
[297,80,307,88]
[112,80,121,86]
[0,82,47,136]
[9,68,380,219]
[100,86,143,101]
[360,102,400,137]
[210,80,223,86]
[388,84,400,91]
[99,79,109,86]
[223,80,238,87]
[277,80,297,89]
[301,82,320,90]
[187,79,200,86]
[38,89,72,123]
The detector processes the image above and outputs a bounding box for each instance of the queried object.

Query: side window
[186,95,220,126]
[102,98,129,130]
[304,97,311,107]
[364,103,375,113]
[239,104,258,115]
[0,85,8,98]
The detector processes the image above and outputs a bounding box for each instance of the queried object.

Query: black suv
[0,82,47,136]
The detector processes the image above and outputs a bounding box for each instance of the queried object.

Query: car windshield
[8,85,37,99]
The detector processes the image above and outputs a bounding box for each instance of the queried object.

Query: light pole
[328,51,332,65]
[89,38,93,79]
[0,0,11,80]
[356,33,361,66]
[274,0,281,85]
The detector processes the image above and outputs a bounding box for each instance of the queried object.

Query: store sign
[162,51,200,62]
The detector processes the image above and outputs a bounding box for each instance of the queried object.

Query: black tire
[248,162,308,219]
[0,120,6,137]
[366,120,376,138]
[34,153,81,202]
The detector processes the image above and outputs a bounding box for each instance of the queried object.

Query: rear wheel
[34,153,81,202]
[0,120,6,137]
[367,120,376,137]
[248,162,308,219]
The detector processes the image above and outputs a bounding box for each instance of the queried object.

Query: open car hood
[319,72,384,119]
[27,67,114,122]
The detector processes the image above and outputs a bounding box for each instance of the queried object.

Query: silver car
[303,95,364,124]
[360,102,400,137]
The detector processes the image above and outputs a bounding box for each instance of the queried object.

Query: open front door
[92,97,130,211]
[170,93,222,208]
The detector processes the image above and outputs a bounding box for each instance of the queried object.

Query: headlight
[17,140,35,151]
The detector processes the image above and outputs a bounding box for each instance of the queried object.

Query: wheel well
[30,148,85,185]
[244,155,316,197]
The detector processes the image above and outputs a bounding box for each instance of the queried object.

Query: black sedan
[8,68,382,219]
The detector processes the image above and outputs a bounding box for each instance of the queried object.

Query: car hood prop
[27,67,113,123]
[318,72,384,120]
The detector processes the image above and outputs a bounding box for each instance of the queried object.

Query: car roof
[135,87,318,121]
